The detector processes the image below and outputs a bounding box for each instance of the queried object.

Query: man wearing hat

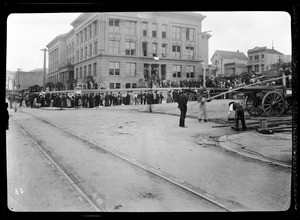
[177,89,188,127]
[228,101,247,131]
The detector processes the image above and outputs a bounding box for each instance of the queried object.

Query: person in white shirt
[228,101,247,131]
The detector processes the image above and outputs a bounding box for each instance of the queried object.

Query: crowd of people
[16,90,168,109]
[158,77,253,89]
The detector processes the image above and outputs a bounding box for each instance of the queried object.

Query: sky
[6,11,292,72]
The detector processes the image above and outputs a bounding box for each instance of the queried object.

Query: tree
[55,82,64,91]
[46,82,55,91]
[271,59,292,75]
[83,75,95,89]
[67,78,77,90]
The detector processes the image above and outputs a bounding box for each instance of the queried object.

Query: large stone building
[46,12,211,89]
[210,50,248,77]
[247,46,290,74]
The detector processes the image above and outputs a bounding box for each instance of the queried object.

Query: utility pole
[41,48,48,91]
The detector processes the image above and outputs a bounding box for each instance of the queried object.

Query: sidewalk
[218,131,292,168]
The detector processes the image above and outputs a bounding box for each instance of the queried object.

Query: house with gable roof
[210,50,248,77]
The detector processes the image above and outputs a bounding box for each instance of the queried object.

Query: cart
[236,74,292,117]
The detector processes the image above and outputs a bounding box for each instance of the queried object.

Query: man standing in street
[228,101,247,131]
[197,89,209,122]
[177,89,188,127]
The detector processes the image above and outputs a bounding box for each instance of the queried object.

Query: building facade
[46,12,211,89]
[224,62,247,77]
[210,50,248,77]
[247,46,286,74]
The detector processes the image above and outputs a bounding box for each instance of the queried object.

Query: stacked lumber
[212,116,292,133]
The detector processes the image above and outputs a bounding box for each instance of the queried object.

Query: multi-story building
[247,46,286,74]
[210,50,248,77]
[47,30,75,90]
[46,12,211,89]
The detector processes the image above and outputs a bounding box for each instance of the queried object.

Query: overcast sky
[6,11,291,72]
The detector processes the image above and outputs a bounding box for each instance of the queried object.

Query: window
[254,55,259,62]
[152,43,157,57]
[84,28,87,42]
[186,28,194,41]
[126,63,136,76]
[84,66,87,78]
[142,22,147,36]
[88,64,92,75]
[132,83,137,88]
[142,42,148,56]
[125,41,136,55]
[93,20,97,37]
[76,33,79,46]
[172,26,181,40]
[84,46,87,59]
[109,19,120,33]
[77,50,79,62]
[94,41,97,55]
[116,83,121,89]
[93,63,97,76]
[76,68,79,79]
[162,24,167,38]
[254,65,259,72]
[162,43,167,57]
[80,48,83,60]
[89,24,92,39]
[261,64,265,72]
[109,83,114,89]
[152,24,157,37]
[186,66,195,78]
[80,67,83,79]
[172,45,181,58]
[173,65,181,77]
[80,31,83,44]
[249,56,253,63]
[108,40,120,54]
[89,44,92,57]
[109,62,120,75]
[125,21,136,35]
[186,46,194,59]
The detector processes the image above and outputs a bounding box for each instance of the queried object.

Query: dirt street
[8,101,291,211]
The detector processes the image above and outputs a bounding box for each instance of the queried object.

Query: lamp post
[200,30,212,88]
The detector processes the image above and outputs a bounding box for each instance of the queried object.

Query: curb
[218,135,291,168]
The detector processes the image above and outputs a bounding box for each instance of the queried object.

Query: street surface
[6,100,292,212]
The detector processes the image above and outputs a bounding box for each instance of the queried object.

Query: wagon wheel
[262,91,285,117]
[245,96,263,116]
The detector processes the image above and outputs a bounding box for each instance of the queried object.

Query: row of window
[49,48,59,73]
[108,82,137,89]
[76,41,98,62]
[249,54,265,63]
[75,63,98,79]
[76,20,98,47]
[108,40,195,59]
[108,62,195,78]
[249,64,265,72]
[108,19,195,41]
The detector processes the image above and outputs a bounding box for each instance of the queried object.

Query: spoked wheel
[246,96,263,116]
[262,91,285,117]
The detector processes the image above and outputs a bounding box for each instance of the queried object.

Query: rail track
[11,110,230,212]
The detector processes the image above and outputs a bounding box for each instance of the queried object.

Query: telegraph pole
[41,48,48,91]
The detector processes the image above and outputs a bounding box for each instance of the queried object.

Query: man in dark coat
[177,90,188,127]
[228,101,247,131]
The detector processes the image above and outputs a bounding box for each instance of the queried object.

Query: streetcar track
[12,110,230,211]
[10,116,103,212]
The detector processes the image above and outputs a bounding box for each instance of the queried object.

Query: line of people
[18,90,167,109]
